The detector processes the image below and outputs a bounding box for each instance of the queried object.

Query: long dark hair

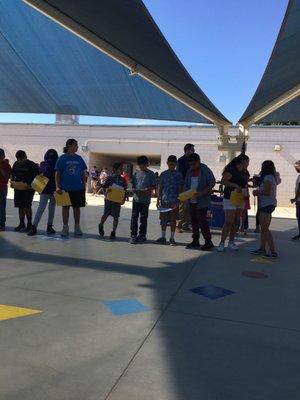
[260,160,276,179]
[63,138,77,154]
[223,153,249,173]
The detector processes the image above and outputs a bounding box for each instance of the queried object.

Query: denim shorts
[259,205,276,215]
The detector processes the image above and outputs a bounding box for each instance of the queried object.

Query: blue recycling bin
[208,195,224,229]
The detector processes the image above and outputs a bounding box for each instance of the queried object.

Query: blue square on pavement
[103,299,149,316]
[190,285,235,300]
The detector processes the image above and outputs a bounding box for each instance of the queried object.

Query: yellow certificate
[54,192,72,206]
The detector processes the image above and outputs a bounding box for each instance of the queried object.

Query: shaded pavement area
[0,198,300,400]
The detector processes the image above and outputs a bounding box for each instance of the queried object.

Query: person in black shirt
[12,150,39,232]
[176,143,195,232]
[217,153,249,252]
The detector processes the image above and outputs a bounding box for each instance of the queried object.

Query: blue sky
[0,0,288,125]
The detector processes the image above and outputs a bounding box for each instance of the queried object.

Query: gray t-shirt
[259,174,277,208]
[132,169,157,204]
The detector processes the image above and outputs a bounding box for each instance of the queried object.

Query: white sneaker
[74,224,83,236]
[217,243,225,252]
[61,224,69,237]
[228,241,238,251]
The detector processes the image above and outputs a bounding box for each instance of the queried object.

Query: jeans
[0,189,7,226]
[190,204,212,242]
[296,201,300,235]
[130,202,149,237]
[33,193,56,227]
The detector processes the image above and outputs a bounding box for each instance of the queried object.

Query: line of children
[1,144,300,254]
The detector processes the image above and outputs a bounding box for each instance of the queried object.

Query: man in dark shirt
[176,143,195,232]
[12,150,39,232]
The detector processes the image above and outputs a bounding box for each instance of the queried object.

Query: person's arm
[221,172,242,191]
[156,184,162,208]
[291,179,300,203]
[55,171,62,194]
[0,162,11,181]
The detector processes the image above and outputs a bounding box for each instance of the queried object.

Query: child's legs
[73,207,80,225]
[33,193,49,227]
[100,213,109,226]
[19,208,25,222]
[190,204,200,240]
[24,208,32,223]
[112,217,119,232]
[130,202,140,237]
[220,210,236,243]
[229,208,243,241]
[296,201,300,235]
[259,212,274,251]
[139,203,149,237]
[48,194,56,226]
[0,189,7,225]
[62,206,70,225]
[198,207,212,243]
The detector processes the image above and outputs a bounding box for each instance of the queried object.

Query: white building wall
[0,123,299,206]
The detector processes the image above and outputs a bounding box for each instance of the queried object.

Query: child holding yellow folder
[98,163,127,240]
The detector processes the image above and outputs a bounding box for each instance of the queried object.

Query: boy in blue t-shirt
[156,155,183,246]
[55,139,87,237]
[130,155,156,244]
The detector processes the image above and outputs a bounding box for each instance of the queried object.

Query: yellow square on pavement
[0,304,42,321]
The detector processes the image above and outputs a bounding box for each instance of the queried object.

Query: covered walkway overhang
[0,0,230,129]
[239,0,300,129]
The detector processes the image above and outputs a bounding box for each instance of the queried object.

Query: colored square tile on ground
[0,304,42,321]
[190,285,235,300]
[103,299,149,316]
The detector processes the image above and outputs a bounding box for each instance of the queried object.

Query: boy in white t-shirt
[291,160,300,241]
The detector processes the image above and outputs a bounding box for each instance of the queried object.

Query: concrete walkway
[0,197,300,400]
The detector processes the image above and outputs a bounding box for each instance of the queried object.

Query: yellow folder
[31,174,49,194]
[106,184,125,204]
[54,192,72,206]
[230,191,245,207]
[10,181,28,190]
[178,189,196,202]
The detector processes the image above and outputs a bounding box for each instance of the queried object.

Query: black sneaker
[14,223,26,232]
[0,225,5,232]
[138,235,146,242]
[110,231,116,240]
[27,225,37,236]
[98,224,104,238]
[130,236,138,244]
[263,252,278,259]
[201,241,214,251]
[292,235,300,241]
[46,225,56,235]
[169,238,176,246]
[155,237,167,245]
[186,240,201,249]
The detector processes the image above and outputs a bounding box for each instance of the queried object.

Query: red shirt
[0,159,11,190]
